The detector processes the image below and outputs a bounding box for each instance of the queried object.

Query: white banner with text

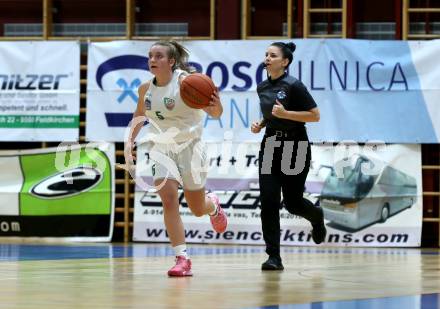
[86,39,440,143]
[0,41,80,141]
[133,143,422,247]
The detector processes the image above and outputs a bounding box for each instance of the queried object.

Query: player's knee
[190,207,205,217]
[159,193,179,209]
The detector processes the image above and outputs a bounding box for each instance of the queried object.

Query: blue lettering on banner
[310,61,325,91]
[388,63,408,90]
[255,62,266,85]
[203,98,251,129]
[297,61,302,83]
[329,61,347,90]
[230,99,249,128]
[188,62,203,73]
[96,56,411,95]
[356,61,360,90]
[294,60,409,92]
[204,114,224,128]
[0,74,68,90]
[95,55,411,128]
[367,62,385,91]
[206,61,228,91]
[232,62,252,92]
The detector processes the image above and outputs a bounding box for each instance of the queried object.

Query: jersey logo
[163,97,175,110]
[276,90,287,101]
[144,92,152,110]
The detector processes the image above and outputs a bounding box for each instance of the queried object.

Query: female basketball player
[251,42,326,270]
[126,40,227,277]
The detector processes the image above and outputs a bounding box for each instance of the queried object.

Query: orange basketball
[180,73,216,109]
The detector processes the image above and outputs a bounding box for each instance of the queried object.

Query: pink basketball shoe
[208,192,228,233]
[167,256,193,277]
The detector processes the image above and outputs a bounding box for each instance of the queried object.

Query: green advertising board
[0,143,114,241]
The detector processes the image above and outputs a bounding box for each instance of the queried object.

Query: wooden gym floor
[0,242,439,308]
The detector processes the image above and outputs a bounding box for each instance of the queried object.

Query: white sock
[173,244,189,258]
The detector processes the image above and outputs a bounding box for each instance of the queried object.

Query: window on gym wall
[249,0,289,37]
[50,0,126,37]
[134,0,211,38]
[354,0,397,40]
[308,0,343,37]
[1,0,42,37]
[407,0,440,38]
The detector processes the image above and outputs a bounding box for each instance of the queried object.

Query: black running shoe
[261,256,284,271]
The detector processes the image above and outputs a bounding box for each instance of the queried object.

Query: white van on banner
[133,143,422,247]
[0,41,80,141]
[86,39,440,143]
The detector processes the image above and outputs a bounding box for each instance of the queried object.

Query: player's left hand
[203,89,222,116]
[272,100,286,118]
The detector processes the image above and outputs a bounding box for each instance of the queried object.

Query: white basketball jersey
[143,69,204,143]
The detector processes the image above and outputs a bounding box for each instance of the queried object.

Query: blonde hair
[152,40,195,73]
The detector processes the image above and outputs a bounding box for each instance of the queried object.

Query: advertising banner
[133,142,422,247]
[86,39,440,143]
[0,41,80,141]
[0,143,115,241]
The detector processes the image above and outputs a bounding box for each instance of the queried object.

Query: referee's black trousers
[258,128,322,258]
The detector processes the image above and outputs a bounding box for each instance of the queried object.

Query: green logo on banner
[19,148,112,216]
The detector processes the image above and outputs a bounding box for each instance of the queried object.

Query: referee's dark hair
[270,42,296,67]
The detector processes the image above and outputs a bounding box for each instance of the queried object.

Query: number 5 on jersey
[155,111,165,120]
